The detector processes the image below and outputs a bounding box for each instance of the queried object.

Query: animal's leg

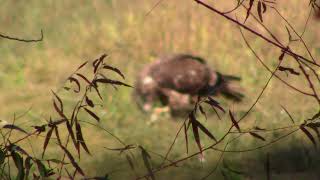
[147,106,170,125]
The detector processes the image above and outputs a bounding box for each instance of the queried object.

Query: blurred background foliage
[0,0,320,179]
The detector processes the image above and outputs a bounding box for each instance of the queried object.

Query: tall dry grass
[0,0,320,179]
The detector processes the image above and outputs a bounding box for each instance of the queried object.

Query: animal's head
[134,74,159,112]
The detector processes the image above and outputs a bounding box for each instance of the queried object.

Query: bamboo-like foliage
[1,0,320,179]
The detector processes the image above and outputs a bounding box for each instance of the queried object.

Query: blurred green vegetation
[1,0,320,179]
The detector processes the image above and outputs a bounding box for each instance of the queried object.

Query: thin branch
[79,120,126,146]
[280,105,295,124]
[200,138,231,180]
[297,60,320,104]
[238,50,282,123]
[273,8,317,63]
[238,19,313,97]
[301,60,320,83]
[211,129,299,153]
[194,0,319,67]
[145,0,166,17]
[222,0,246,14]
[159,117,189,167]
[229,124,299,134]
[0,29,43,42]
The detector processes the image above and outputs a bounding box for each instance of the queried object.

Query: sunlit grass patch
[0,0,319,179]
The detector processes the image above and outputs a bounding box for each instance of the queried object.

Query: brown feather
[133,54,244,114]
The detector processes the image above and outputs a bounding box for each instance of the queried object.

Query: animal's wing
[150,58,211,94]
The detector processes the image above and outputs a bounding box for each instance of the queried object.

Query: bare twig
[0,29,43,42]
[194,0,319,67]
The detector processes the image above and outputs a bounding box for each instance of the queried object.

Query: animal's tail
[219,74,244,102]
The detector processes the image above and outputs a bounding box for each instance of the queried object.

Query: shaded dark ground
[88,139,320,180]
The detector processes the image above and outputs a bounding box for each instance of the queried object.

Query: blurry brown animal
[134,54,243,114]
[316,8,320,20]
